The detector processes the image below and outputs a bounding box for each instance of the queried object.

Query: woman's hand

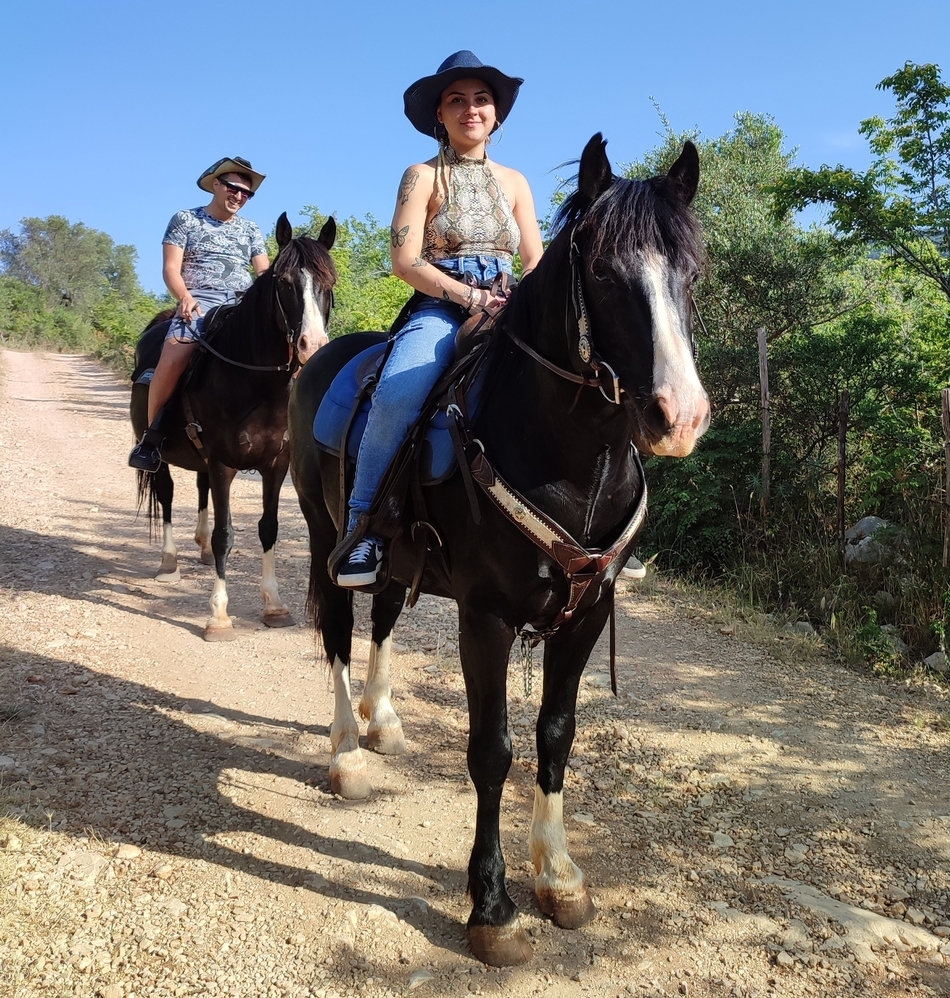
[467,285,510,316]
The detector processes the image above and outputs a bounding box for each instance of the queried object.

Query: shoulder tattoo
[398,169,419,205]
[390,225,409,248]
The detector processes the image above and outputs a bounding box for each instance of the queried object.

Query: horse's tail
[306,550,326,636]
[135,471,160,542]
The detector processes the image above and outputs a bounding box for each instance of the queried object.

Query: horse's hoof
[204,623,237,642]
[262,611,295,629]
[366,723,406,755]
[200,549,215,566]
[156,555,179,582]
[330,767,372,800]
[467,922,533,967]
[536,886,597,929]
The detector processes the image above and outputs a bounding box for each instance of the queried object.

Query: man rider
[128,156,269,472]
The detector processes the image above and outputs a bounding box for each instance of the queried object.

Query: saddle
[131,301,248,465]
[314,275,513,600]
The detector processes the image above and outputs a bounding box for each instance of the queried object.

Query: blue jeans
[347,256,512,532]
[165,289,239,343]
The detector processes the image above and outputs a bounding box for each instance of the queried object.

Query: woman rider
[332,51,544,587]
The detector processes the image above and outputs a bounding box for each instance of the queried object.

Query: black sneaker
[335,537,384,588]
[128,440,162,473]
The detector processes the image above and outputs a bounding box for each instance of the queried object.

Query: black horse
[288,136,708,965]
[131,213,337,641]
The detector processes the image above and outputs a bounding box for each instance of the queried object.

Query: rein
[507,225,704,397]
[505,227,624,406]
[195,271,326,374]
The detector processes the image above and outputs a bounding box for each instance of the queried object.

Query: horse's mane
[552,174,705,273]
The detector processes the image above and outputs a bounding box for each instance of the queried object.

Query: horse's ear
[318,216,336,251]
[276,212,293,249]
[577,133,612,206]
[665,141,700,206]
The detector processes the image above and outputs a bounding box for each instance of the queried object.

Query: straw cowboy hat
[403,51,523,137]
[197,156,266,194]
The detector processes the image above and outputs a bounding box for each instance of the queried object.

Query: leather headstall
[503,227,624,407]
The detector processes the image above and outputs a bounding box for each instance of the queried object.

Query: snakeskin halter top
[423,145,520,263]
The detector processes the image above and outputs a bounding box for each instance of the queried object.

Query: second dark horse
[289,137,709,964]
[131,213,337,640]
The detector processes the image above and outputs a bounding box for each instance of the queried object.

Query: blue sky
[2,0,947,294]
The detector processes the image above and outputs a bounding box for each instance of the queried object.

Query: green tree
[625,111,854,347]
[0,215,142,311]
[268,209,407,336]
[774,62,950,302]
[621,114,855,570]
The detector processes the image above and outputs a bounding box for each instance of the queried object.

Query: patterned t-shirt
[162,207,266,293]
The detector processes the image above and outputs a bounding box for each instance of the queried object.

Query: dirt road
[3,348,950,998]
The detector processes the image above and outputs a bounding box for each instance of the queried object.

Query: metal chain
[520,634,534,697]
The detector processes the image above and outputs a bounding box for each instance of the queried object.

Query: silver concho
[578,334,592,364]
[578,314,592,364]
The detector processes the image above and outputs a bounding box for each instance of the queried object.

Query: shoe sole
[620,565,647,579]
[335,570,380,588]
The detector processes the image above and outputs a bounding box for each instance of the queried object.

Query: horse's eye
[590,264,612,284]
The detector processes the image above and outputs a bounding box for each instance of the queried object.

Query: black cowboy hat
[197,156,266,194]
[403,51,523,138]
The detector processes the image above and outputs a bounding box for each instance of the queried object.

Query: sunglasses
[217,179,254,200]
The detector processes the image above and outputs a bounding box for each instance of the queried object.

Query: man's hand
[177,293,202,324]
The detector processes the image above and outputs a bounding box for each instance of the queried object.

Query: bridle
[196,261,333,375]
[505,227,624,406]
[506,223,704,404]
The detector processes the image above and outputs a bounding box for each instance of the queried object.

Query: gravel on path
[3,348,950,998]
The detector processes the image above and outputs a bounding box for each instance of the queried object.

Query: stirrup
[128,438,162,473]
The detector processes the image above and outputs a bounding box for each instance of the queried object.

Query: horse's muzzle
[631,389,710,457]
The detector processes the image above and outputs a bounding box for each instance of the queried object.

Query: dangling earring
[493,124,504,146]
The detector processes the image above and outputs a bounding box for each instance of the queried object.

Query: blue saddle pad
[313,342,483,485]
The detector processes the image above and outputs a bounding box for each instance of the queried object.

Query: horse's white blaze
[296,272,328,365]
[259,548,287,615]
[208,576,229,624]
[361,636,401,729]
[528,787,585,895]
[642,251,709,456]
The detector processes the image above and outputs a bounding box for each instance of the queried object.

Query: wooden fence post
[942,389,950,568]
[758,327,770,519]
[838,391,850,568]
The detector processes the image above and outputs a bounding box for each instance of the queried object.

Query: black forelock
[553,176,704,273]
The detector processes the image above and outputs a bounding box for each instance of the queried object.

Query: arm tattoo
[390,224,409,248]
[398,169,419,205]
[442,290,451,300]
[411,257,427,268]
